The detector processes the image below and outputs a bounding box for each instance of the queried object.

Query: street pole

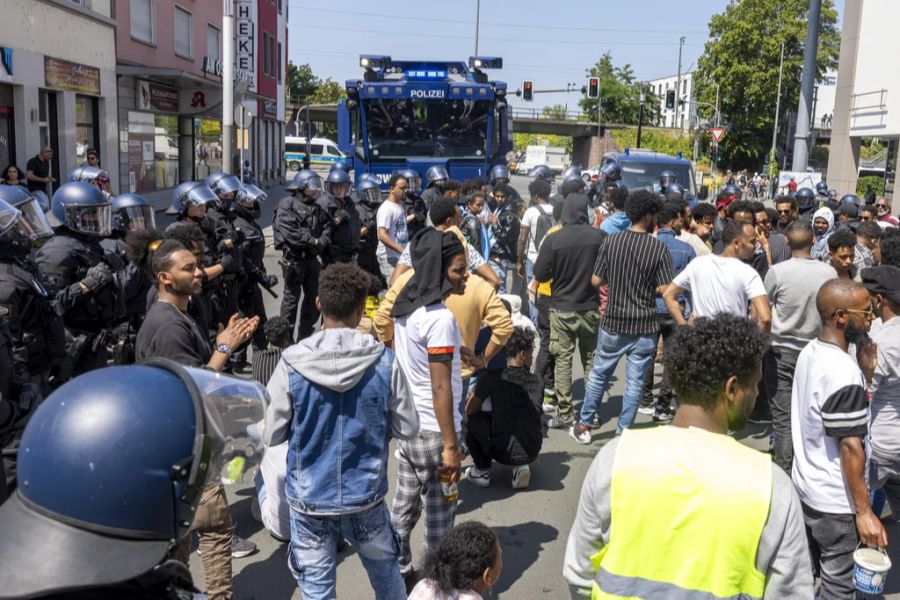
[674,36,685,129]
[792,0,822,171]
[474,0,481,55]
[222,0,234,175]
[636,84,645,148]
[770,41,786,179]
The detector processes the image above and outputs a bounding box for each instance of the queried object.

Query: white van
[284,136,345,170]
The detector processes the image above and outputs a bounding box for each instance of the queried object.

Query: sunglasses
[876,204,890,209]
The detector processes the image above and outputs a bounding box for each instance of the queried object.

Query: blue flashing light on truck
[336,55,512,187]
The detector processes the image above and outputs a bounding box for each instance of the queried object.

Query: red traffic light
[587,77,599,99]
[523,80,534,101]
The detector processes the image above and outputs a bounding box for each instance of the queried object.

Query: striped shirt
[252,347,283,386]
[593,230,675,335]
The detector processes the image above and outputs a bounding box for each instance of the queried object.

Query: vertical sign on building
[235,0,256,92]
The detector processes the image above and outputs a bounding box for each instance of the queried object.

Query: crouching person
[263,262,419,600]
[464,327,544,490]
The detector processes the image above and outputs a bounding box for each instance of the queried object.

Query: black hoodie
[533,194,606,311]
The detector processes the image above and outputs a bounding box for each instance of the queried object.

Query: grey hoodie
[264,328,419,447]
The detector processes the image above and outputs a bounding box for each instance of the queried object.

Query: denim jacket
[264,328,418,515]
[656,228,696,316]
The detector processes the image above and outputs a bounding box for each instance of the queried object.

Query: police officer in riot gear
[274,169,332,340]
[231,183,277,362]
[320,167,362,264]
[35,182,125,376]
[658,169,677,190]
[102,193,157,332]
[356,178,384,289]
[528,164,553,182]
[397,167,427,236]
[421,165,448,213]
[0,361,267,599]
[204,173,245,328]
[490,164,511,187]
[795,187,817,222]
[67,164,113,198]
[0,193,62,497]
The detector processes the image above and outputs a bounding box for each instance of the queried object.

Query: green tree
[578,53,660,125]
[695,0,840,168]
[542,104,569,120]
[286,61,319,102]
[308,78,346,104]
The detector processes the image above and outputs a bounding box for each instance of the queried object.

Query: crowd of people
[0,153,899,599]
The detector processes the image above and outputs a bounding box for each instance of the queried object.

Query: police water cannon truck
[337,55,512,187]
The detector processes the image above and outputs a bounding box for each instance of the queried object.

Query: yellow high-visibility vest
[592,426,772,600]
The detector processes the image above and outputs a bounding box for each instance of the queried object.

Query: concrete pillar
[826,0,865,193]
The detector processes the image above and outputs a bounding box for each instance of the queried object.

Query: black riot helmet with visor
[50,181,112,237]
[0,185,53,242]
[400,169,423,194]
[111,193,156,233]
[0,361,267,598]
[325,168,352,198]
[170,181,219,217]
[235,183,267,219]
[357,179,382,205]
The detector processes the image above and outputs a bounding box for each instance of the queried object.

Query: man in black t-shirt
[25,147,55,194]
[135,239,258,600]
[572,190,675,444]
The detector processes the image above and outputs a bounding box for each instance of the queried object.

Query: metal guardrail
[509,108,589,121]
[851,89,887,112]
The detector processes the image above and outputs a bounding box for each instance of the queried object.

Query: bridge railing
[509,107,590,122]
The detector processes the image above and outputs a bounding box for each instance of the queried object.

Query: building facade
[828,0,899,199]
[0,0,118,196]
[646,72,695,132]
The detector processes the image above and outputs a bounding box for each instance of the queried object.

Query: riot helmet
[112,193,155,233]
[840,193,861,206]
[360,172,381,186]
[357,179,382,205]
[325,168,352,198]
[205,172,243,201]
[528,164,553,182]
[490,164,510,186]
[170,181,218,217]
[236,184,266,219]
[50,181,112,236]
[287,169,323,197]
[0,361,267,598]
[330,160,350,173]
[562,165,582,181]
[659,170,677,188]
[795,187,817,212]
[424,165,449,188]
[816,180,829,196]
[68,164,111,197]
[0,185,53,241]
[664,182,686,199]
[715,184,742,211]
[398,169,422,194]
[599,162,622,182]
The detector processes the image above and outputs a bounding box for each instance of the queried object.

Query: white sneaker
[511,464,531,489]
[465,466,491,488]
[637,406,654,416]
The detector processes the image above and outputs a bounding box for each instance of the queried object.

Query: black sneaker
[547,414,575,429]
[652,405,673,422]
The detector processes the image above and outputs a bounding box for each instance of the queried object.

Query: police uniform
[357,193,384,288]
[319,193,361,264]
[273,192,332,340]
[231,202,273,352]
[205,206,244,324]
[403,191,429,238]
[100,235,151,364]
[35,228,125,375]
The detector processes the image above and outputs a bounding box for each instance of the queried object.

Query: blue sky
[287,0,843,111]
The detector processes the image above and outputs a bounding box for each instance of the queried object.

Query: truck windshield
[363,98,490,159]
[618,161,695,195]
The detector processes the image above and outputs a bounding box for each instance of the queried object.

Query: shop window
[130,0,155,44]
[175,6,192,59]
[194,118,222,179]
[127,111,179,193]
[277,42,282,83]
[75,95,99,166]
[207,25,221,64]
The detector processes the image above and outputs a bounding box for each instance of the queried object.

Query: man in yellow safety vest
[563,313,813,599]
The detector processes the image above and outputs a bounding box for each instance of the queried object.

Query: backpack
[533,205,555,250]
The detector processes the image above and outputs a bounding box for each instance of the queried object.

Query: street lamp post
[222,0,234,175]
[636,84,646,148]
[474,0,481,55]
[792,0,823,171]
[770,41,786,179]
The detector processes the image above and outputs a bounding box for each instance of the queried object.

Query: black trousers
[641,316,676,408]
[533,293,555,392]
[357,247,385,292]
[280,256,321,341]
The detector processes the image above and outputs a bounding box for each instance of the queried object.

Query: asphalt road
[175,175,900,599]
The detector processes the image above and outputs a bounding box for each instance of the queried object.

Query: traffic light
[587,76,600,99]
[522,80,533,102]
[665,89,676,110]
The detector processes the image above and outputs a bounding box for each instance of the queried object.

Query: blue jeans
[525,258,538,322]
[489,256,509,293]
[288,501,406,600]
[579,328,658,433]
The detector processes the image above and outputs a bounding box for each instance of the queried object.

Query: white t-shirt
[393,304,463,433]
[672,254,766,318]
[791,339,869,514]
[376,201,408,260]
[520,203,554,263]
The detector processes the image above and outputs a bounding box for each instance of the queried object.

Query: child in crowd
[408,522,503,600]
[464,327,544,490]
[251,315,292,386]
